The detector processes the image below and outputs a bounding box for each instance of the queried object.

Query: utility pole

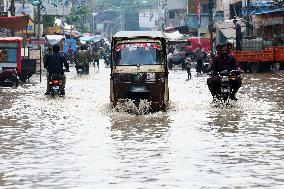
[37,1,41,40]
[9,0,16,36]
[246,0,251,37]
[208,0,214,52]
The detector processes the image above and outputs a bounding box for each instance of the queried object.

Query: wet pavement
[0,64,283,189]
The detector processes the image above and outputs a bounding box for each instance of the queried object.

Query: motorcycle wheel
[222,93,229,102]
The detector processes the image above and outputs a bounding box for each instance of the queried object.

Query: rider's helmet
[53,44,60,53]
[80,44,87,50]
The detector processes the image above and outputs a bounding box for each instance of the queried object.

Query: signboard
[0,12,8,17]
[197,0,201,27]
[29,49,41,60]
[30,39,47,44]
[41,2,71,16]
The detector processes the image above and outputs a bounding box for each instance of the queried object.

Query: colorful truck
[234,46,284,72]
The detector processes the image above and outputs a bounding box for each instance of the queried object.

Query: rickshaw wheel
[3,76,19,88]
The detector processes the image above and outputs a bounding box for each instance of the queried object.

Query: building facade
[166,0,187,27]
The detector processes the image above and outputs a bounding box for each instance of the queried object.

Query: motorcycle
[76,62,89,75]
[167,51,186,70]
[49,74,65,96]
[219,70,240,102]
[104,53,110,67]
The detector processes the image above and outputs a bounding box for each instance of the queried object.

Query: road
[0,65,283,188]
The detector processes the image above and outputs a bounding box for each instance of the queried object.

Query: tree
[66,4,91,32]
[42,15,56,29]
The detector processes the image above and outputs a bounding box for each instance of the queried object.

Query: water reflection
[110,113,171,141]
[0,68,284,188]
[109,113,173,188]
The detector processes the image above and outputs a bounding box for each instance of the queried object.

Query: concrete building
[186,0,211,36]
[166,0,187,27]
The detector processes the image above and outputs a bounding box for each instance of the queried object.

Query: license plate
[78,69,82,72]
[146,73,155,81]
[52,86,59,90]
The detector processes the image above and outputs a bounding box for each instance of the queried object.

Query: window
[169,11,175,19]
[115,43,162,65]
[0,48,17,63]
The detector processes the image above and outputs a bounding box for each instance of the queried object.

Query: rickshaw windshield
[0,43,18,63]
[115,43,162,65]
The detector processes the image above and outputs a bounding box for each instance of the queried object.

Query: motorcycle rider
[44,44,69,95]
[207,43,242,101]
[76,44,92,74]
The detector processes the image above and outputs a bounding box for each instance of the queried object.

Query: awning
[79,35,102,43]
[164,26,189,34]
[0,16,29,31]
[215,19,246,39]
[46,35,64,46]
[253,7,284,15]
[219,28,236,39]
[164,31,185,41]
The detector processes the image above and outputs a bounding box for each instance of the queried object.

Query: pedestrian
[194,43,204,74]
[233,19,242,51]
[185,53,192,80]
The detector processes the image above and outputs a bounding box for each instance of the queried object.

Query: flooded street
[0,65,283,189]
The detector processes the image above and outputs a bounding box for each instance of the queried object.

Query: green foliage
[42,15,56,29]
[66,4,91,32]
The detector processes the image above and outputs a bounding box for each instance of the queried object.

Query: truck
[234,46,284,72]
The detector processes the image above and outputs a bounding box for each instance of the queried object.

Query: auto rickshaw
[0,37,22,87]
[110,31,169,111]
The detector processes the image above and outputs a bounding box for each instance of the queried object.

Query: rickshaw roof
[0,37,23,42]
[114,31,165,39]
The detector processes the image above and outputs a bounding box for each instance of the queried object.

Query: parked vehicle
[184,37,211,53]
[234,46,284,72]
[0,68,18,87]
[167,51,186,70]
[0,37,26,87]
[233,38,284,72]
[19,59,37,82]
[110,31,169,111]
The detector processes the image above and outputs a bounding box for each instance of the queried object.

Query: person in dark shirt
[44,44,69,95]
[233,19,242,51]
[207,43,242,101]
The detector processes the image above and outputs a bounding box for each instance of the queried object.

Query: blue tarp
[252,7,284,15]
[79,35,102,43]
[64,39,77,53]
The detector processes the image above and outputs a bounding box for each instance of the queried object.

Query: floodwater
[0,64,283,189]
